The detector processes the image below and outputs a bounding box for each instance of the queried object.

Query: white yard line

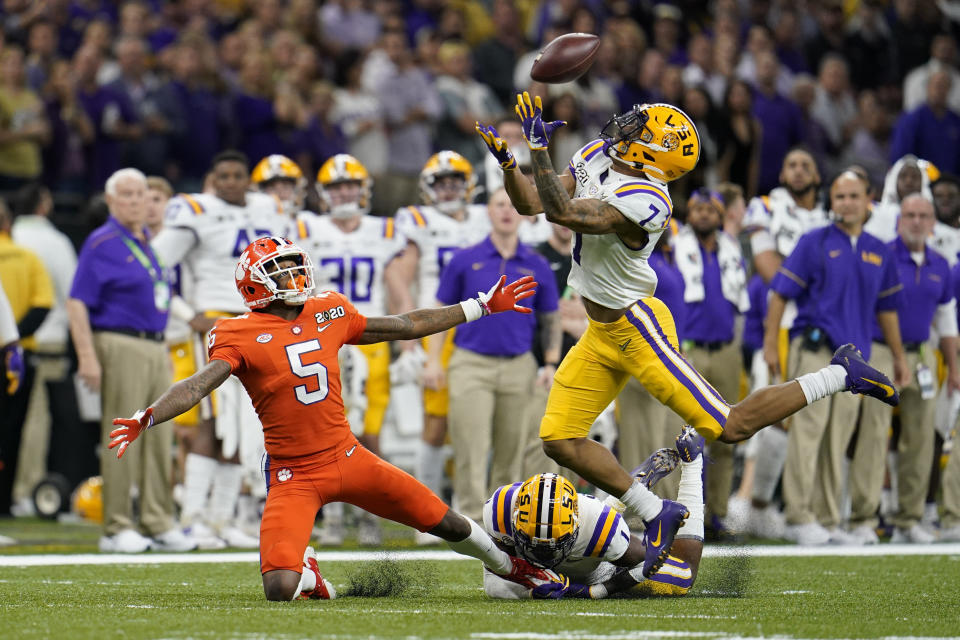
[0,543,959,567]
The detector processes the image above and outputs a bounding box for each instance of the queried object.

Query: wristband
[460,298,485,322]
[134,409,155,429]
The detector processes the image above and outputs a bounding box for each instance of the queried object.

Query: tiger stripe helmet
[251,154,306,215]
[419,150,476,214]
[600,103,700,182]
[317,153,372,218]
[512,473,580,568]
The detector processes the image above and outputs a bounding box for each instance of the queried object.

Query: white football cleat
[299,547,336,600]
[151,527,198,552]
[183,521,227,550]
[219,525,260,549]
[891,524,936,544]
[847,524,879,545]
[99,529,151,553]
[785,522,831,546]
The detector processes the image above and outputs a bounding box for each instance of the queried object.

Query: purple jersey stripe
[635,299,731,414]
[625,307,729,426]
[585,504,611,555]
[616,187,672,214]
[597,512,622,556]
[264,454,271,495]
[502,483,519,536]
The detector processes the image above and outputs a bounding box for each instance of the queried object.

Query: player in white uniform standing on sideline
[475,94,903,572]
[389,151,490,543]
[296,153,408,546]
[735,148,829,537]
[251,154,308,223]
[152,150,288,549]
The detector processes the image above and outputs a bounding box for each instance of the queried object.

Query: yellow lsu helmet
[317,153,372,218]
[71,476,103,524]
[512,473,580,568]
[251,154,305,186]
[600,103,700,182]
[419,150,477,214]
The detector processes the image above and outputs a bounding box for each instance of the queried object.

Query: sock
[209,463,243,528]
[181,453,217,524]
[417,441,446,496]
[446,517,511,574]
[750,427,788,504]
[299,563,317,595]
[676,455,705,540]
[620,480,663,521]
[796,364,847,404]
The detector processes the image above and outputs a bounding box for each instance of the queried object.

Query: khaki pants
[943,434,960,528]
[850,344,935,529]
[521,383,560,478]
[782,337,862,527]
[447,348,537,522]
[616,377,680,500]
[95,332,174,537]
[684,342,742,520]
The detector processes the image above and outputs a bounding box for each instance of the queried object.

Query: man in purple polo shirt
[849,194,959,544]
[67,167,194,554]
[764,171,908,545]
[428,187,560,521]
[673,189,749,538]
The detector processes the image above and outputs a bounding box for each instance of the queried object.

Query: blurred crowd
[2,0,960,551]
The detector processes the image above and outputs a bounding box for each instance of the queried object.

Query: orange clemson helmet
[235,236,315,309]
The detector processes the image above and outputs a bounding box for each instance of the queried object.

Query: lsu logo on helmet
[419,150,477,214]
[600,103,700,182]
[317,154,372,218]
[512,473,580,568]
[251,154,305,185]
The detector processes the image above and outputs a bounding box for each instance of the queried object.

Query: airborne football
[530,33,601,84]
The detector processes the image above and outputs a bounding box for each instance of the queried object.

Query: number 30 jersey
[207,292,367,460]
[396,204,490,308]
[153,192,287,314]
[296,213,407,317]
[566,139,674,309]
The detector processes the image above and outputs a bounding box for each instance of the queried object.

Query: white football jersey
[863,201,900,243]
[395,203,490,307]
[295,213,407,317]
[930,222,960,266]
[744,187,830,258]
[152,192,287,313]
[565,139,674,308]
[483,482,630,584]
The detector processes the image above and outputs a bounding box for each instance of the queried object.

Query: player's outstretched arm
[108,359,232,459]
[357,275,537,344]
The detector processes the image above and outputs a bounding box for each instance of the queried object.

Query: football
[530,33,601,84]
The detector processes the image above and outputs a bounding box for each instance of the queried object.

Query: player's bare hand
[762,339,780,378]
[535,364,555,390]
[422,359,446,391]
[109,408,154,459]
[77,355,102,392]
[478,275,538,315]
[189,313,217,335]
[893,353,911,389]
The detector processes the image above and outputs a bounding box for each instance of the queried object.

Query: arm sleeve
[875,250,903,312]
[152,196,201,266]
[0,281,18,344]
[435,252,465,306]
[770,233,815,299]
[206,321,243,373]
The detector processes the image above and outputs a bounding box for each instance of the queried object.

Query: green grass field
[2,519,960,639]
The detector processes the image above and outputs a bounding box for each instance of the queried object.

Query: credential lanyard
[120,234,164,283]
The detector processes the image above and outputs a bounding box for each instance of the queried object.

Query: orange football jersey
[207,292,368,460]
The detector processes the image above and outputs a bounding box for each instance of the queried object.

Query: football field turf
[2,542,959,639]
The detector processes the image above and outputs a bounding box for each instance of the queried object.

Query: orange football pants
[259,434,449,573]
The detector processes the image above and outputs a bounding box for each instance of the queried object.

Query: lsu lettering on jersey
[295,213,406,316]
[207,293,368,461]
[396,204,490,307]
[743,187,830,258]
[566,139,674,308]
[153,192,287,313]
[483,483,630,585]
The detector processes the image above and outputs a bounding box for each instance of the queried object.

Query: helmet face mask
[235,237,315,309]
[420,151,476,215]
[511,473,580,569]
[600,103,700,182]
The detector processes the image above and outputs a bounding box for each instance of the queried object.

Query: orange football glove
[109,408,155,459]
[478,275,538,315]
